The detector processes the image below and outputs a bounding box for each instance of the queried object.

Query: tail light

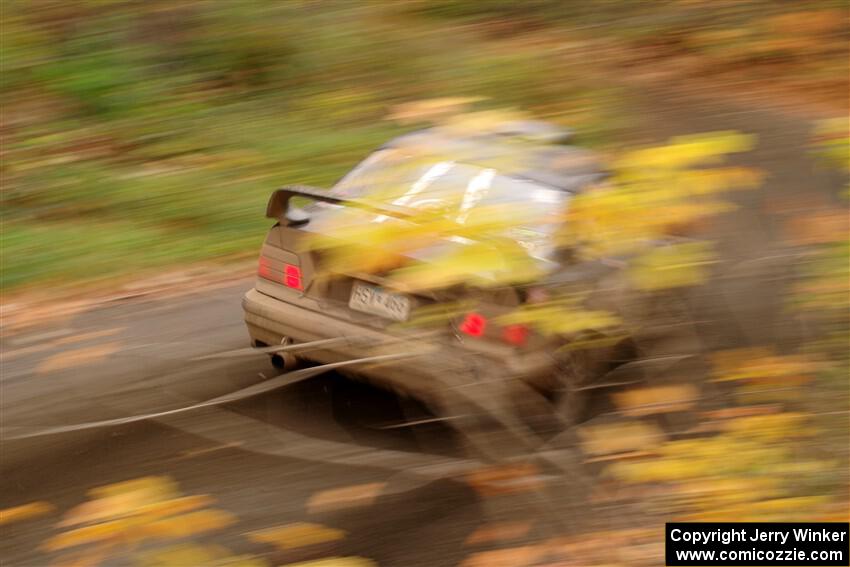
[459,313,487,337]
[502,324,529,346]
[258,257,303,290]
[284,264,303,289]
[258,257,273,280]
[458,313,530,347]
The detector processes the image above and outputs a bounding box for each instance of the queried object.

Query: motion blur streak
[1,2,847,567]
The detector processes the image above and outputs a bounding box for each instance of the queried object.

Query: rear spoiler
[266,185,413,222]
[266,185,345,219]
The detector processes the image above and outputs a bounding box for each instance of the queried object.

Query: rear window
[332,150,569,259]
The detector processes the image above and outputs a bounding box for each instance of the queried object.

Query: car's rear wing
[266,185,413,224]
[266,185,345,219]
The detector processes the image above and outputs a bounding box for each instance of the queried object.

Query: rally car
[242,121,703,449]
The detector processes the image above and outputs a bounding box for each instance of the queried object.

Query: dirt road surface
[1,90,843,566]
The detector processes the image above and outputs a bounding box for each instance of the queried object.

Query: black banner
[666,522,849,566]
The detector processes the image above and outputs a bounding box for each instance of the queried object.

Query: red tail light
[284,264,303,290]
[258,257,272,279]
[258,257,303,290]
[459,313,487,337]
[458,313,529,346]
[502,324,529,346]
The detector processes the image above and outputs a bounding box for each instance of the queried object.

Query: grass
[1,2,625,293]
[1,106,406,290]
[1,0,845,293]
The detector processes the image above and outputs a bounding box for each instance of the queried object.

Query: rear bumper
[242,288,556,402]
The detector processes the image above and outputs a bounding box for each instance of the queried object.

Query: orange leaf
[614,385,699,416]
[0,501,54,526]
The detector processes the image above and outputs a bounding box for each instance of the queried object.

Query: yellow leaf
[579,421,665,456]
[61,496,131,527]
[387,97,486,124]
[629,242,715,291]
[711,348,774,376]
[43,519,130,551]
[390,241,540,291]
[139,545,216,567]
[458,546,548,567]
[714,353,817,382]
[134,495,216,521]
[609,457,706,483]
[441,109,532,135]
[51,546,113,567]
[614,385,699,416]
[686,496,830,522]
[145,509,235,539]
[465,463,544,497]
[248,522,346,550]
[498,297,621,336]
[0,501,54,525]
[88,476,177,502]
[283,558,377,567]
[676,477,781,508]
[616,132,755,170]
[703,404,781,420]
[138,543,268,567]
[723,413,811,441]
[61,494,214,527]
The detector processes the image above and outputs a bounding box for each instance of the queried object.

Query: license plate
[349,281,411,322]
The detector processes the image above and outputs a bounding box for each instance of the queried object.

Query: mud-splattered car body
[245,122,603,384]
[241,122,676,443]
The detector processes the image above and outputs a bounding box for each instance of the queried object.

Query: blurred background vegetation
[2,0,847,292]
[1,3,848,564]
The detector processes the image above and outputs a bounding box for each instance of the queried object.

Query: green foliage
[0,2,622,292]
[628,242,715,291]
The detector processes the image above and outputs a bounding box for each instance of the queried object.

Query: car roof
[380,122,607,193]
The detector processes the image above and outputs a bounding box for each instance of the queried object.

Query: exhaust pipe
[270,337,300,371]
[271,350,300,371]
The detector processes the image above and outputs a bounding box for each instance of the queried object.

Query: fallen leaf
[248,522,346,550]
[145,509,235,539]
[43,519,130,551]
[614,385,699,416]
[88,476,177,503]
[306,483,385,514]
[702,405,781,420]
[579,421,665,456]
[0,501,55,525]
[458,546,547,567]
[628,242,715,291]
[283,558,377,567]
[465,463,545,497]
